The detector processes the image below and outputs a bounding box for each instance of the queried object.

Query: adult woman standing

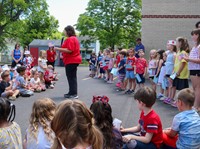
[11,43,23,68]
[47,43,57,69]
[184,29,200,112]
[55,25,82,99]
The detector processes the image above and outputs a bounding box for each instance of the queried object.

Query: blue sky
[46,0,89,32]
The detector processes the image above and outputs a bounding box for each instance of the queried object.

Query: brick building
[142,0,200,55]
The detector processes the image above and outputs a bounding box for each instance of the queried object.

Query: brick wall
[141,0,200,58]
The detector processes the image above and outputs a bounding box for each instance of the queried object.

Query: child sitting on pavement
[30,70,43,92]
[121,87,163,149]
[90,96,123,149]
[0,98,22,148]
[23,98,56,149]
[44,65,55,89]
[0,70,19,100]
[15,66,34,97]
[162,88,200,149]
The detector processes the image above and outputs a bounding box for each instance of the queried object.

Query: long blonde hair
[51,100,103,149]
[39,50,47,59]
[28,98,56,142]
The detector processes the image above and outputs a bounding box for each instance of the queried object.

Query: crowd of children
[88,30,200,110]
[1,28,200,149]
[0,48,58,101]
[1,87,200,149]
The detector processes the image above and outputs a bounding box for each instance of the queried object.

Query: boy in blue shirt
[116,51,127,91]
[163,88,200,149]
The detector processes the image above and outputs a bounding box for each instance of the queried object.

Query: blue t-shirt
[135,44,145,58]
[118,59,126,74]
[171,109,200,149]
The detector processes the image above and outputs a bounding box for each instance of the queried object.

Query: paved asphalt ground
[14,66,180,138]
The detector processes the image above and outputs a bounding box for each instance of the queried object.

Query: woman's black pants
[65,64,79,95]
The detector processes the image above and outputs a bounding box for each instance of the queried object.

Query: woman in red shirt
[47,44,57,69]
[54,26,82,99]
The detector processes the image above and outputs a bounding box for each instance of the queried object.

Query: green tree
[76,0,141,49]
[0,0,59,50]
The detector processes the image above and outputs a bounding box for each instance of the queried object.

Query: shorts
[173,78,189,90]
[100,68,105,74]
[119,74,125,82]
[108,69,112,73]
[190,70,200,76]
[126,71,135,79]
[1,92,9,98]
[149,76,154,79]
[136,74,145,84]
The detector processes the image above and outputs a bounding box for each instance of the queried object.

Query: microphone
[61,37,64,47]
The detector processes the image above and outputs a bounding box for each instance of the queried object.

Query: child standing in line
[0,98,22,149]
[155,49,165,99]
[0,70,19,100]
[89,52,97,78]
[116,51,127,91]
[148,49,158,91]
[125,48,136,94]
[121,87,163,149]
[162,88,200,149]
[135,49,148,88]
[98,51,106,79]
[163,40,177,103]
[158,52,168,100]
[170,37,190,107]
[23,98,56,149]
[108,52,115,84]
[103,49,111,81]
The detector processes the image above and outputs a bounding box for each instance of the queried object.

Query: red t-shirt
[116,54,121,66]
[62,36,82,65]
[136,58,148,74]
[47,49,56,62]
[139,110,163,148]
[126,56,136,71]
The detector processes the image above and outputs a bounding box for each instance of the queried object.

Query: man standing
[135,38,145,58]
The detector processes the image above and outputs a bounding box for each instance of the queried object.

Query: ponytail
[90,125,103,149]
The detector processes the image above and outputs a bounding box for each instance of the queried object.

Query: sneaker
[50,84,54,89]
[116,88,124,92]
[163,98,172,104]
[64,93,70,98]
[159,96,166,101]
[170,101,177,108]
[125,90,130,94]
[8,96,16,101]
[68,95,79,99]
[129,90,134,94]
[157,93,164,99]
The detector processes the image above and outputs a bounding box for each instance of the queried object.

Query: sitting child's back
[172,106,200,148]
[163,88,200,149]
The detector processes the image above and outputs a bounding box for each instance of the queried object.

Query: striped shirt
[188,45,200,70]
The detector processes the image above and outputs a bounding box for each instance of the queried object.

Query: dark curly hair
[64,25,76,37]
[90,101,114,149]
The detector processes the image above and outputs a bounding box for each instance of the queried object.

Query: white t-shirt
[37,58,47,73]
[30,78,40,85]
[26,126,54,149]
[23,56,32,66]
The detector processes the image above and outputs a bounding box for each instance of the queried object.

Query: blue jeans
[123,140,157,149]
